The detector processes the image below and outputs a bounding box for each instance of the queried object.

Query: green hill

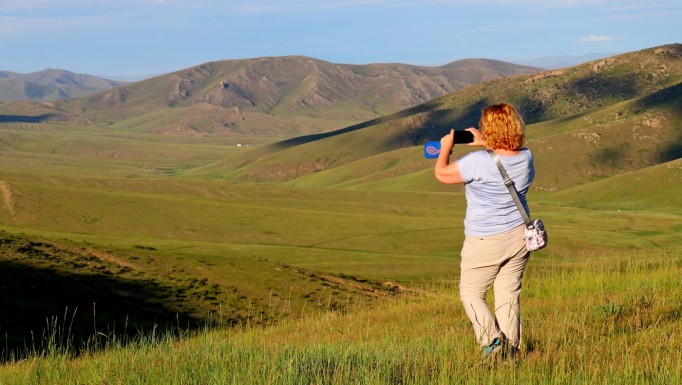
[0,227,398,359]
[190,44,681,192]
[543,157,682,213]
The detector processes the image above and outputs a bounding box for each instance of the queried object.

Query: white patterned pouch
[525,219,547,251]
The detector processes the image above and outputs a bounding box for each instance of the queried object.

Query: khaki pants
[459,224,529,349]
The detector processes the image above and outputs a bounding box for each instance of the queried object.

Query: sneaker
[500,340,520,363]
[481,338,502,360]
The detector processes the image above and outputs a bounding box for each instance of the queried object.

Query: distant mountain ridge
[0,69,126,101]
[49,56,539,135]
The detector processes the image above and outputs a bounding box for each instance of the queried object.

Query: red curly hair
[479,103,525,151]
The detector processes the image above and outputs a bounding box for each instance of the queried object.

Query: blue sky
[1,0,680,79]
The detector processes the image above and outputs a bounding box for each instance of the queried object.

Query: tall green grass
[1,246,679,384]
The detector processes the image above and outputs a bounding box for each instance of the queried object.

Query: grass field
[0,245,679,384]
[1,174,680,383]
[0,114,681,383]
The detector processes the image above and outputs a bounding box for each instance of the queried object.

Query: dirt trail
[0,181,16,217]
[77,246,138,270]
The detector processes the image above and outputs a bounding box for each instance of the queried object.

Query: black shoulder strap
[487,150,532,226]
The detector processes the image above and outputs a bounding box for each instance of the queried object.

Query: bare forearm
[434,145,463,184]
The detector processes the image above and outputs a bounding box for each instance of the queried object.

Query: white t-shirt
[456,149,535,236]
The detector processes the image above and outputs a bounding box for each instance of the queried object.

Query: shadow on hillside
[593,146,629,168]
[634,82,682,162]
[417,98,490,142]
[569,73,640,102]
[419,96,555,142]
[268,97,493,151]
[270,96,551,150]
[660,131,682,163]
[0,114,59,123]
[632,81,682,111]
[263,79,573,154]
[516,96,551,124]
[259,76,671,155]
[0,256,200,362]
[269,116,391,150]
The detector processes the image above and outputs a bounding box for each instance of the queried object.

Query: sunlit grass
[1,246,679,384]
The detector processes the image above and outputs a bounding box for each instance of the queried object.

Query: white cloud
[579,34,615,42]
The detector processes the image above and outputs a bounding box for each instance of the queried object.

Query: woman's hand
[466,127,488,148]
[440,129,455,154]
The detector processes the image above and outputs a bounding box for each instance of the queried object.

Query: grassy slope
[1,242,680,384]
[2,142,678,340]
[188,44,682,189]
[254,88,681,194]
[0,123,255,178]
[1,144,681,375]
[0,229,398,355]
[544,158,682,213]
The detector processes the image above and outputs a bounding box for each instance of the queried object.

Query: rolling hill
[541,157,682,212]
[1,57,540,136]
[0,69,126,101]
[189,44,682,194]
[0,229,397,359]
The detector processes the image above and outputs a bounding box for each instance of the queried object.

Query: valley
[0,44,680,383]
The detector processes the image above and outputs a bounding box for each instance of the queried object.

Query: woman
[434,103,534,360]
